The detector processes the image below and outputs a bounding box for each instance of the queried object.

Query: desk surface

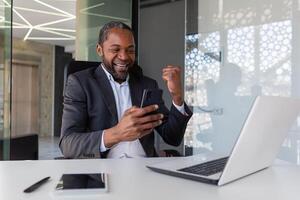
[1,157,300,200]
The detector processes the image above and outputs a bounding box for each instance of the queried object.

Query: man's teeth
[115,64,127,67]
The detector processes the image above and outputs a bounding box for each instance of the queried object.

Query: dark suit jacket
[60,65,192,158]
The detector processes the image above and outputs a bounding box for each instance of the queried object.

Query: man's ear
[96,44,103,57]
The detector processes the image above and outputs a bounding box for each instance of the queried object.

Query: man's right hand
[103,105,164,148]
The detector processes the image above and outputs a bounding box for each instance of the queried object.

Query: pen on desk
[23,176,50,193]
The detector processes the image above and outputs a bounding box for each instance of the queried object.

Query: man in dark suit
[60,21,192,159]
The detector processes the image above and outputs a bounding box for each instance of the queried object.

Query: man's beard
[102,59,131,83]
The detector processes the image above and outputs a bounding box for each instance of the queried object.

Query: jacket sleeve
[154,82,193,146]
[59,74,103,159]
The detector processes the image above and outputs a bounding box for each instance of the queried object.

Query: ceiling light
[13,6,32,27]
[34,0,75,18]
[14,6,71,17]
[35,27,75,38]
[1,0,76,43]
[79,2,105,12]
[0,20,31,28]
[40,27,75,33]
[3,0,33,30]
[1,0,10,11]
[27,37,74,40]
[80,12,129,21]
[35,16,74,28]
[24,27,33,40]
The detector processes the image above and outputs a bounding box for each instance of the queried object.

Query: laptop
[147,96,300,186]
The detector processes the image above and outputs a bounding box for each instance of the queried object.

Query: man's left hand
[162,65,183,106]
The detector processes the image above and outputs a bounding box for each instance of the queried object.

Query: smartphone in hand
[140,89,163,108]
[140,89,166,122]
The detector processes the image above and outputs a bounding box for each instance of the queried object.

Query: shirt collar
[101,63,129,85]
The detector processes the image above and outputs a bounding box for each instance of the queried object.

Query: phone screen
[55,173,107,191]
[140,89,163,108]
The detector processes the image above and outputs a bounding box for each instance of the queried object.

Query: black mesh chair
[63,60,100,92]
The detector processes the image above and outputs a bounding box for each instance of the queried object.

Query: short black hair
[98,21,133,45]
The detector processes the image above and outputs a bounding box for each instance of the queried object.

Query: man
[60,21,192,159]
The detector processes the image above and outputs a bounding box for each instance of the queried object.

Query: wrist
[103,126,121,148]
[172,95,183,106]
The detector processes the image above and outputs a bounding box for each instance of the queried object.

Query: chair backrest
[65,60,100,76]
[64,60,100,92]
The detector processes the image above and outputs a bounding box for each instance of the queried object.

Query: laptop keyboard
[178,157,229,176]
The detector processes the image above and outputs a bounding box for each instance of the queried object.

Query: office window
[0,0,137,160]
[185,0,300,164]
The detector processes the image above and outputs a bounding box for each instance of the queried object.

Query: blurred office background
[1,0,300,164]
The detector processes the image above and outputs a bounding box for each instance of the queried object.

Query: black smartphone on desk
[53,173,108,196]
[140,89,163,108]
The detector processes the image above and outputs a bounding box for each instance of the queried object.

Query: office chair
[65,60,100,76]
[63,60,100,92]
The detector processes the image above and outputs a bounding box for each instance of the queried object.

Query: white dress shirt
[100,64,185,158]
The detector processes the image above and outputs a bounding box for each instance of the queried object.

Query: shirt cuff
[100,130,109,152]
[172,101,187,115]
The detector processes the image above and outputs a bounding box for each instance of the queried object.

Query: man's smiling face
[97,28,136,83]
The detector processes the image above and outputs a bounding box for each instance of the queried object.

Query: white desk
[1,157,300,200]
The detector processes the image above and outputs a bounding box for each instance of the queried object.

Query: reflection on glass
[56,173,106,190]
[76,0,132,61]
[185,32,221,151]
[185,0,300,163]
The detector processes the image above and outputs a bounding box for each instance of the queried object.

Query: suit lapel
[129,75,144,107]
[129,74,152,154]
[94,66,118,122]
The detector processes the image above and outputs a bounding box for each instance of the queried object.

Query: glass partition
[76,0,133,61]
[0,0,12,160]
[185,0,300,164]
[0,0,137,160]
